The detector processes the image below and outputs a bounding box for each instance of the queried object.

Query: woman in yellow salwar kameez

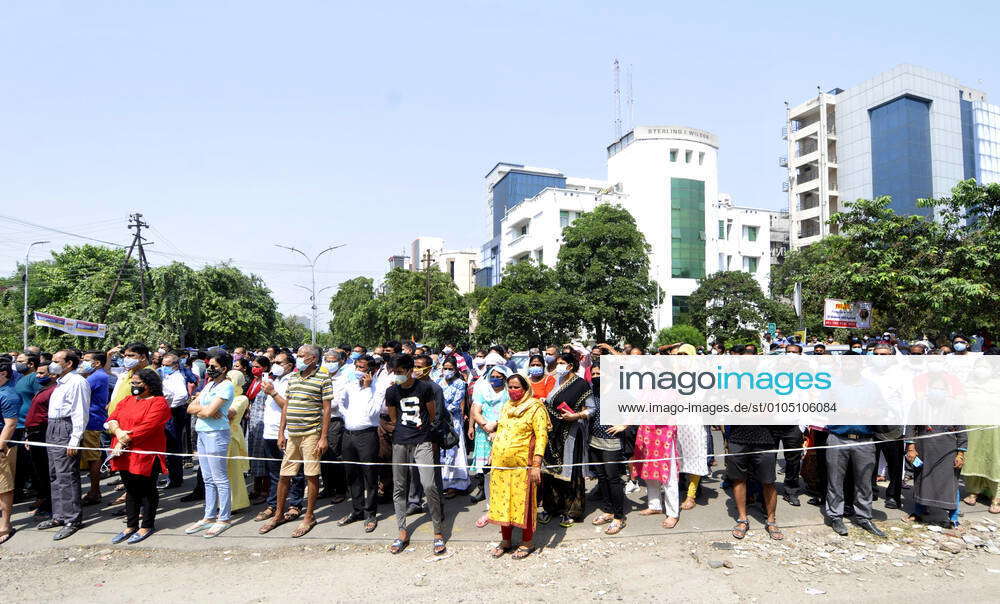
[225,370,251,512]
[488,373,550,559]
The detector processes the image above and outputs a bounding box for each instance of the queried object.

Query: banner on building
[33,312,108,338]
[822,299,873,329]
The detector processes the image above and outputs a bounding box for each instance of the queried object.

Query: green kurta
[962,425,1000,499]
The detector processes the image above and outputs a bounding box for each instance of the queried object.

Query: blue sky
[2,1,997,326]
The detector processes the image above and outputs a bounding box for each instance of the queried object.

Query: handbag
[430,420,460,450]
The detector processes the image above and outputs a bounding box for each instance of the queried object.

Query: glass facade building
[972,100,1000,185]
[671,295,690,325]
[670,178,705,279]
[490,171,566,237]
[869,96,933,217]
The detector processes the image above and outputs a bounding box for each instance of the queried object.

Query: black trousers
[13,428,30,494]
[342,428,379,518]
[811,430,829,501]
[775,427,804,490]
[321,418,346,496]
[541,472,586,521]
[589,447,626,519]
[25,424,50,511]
[122,470,159,530]
[873,439,904,503]
[165,406,188,486]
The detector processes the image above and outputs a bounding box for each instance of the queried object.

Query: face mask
[591,376,601,391]
[295,358,310,371]
[554,364,569,376]
[543,354,555,365]
[442,347,453,355]
[851,347,862,353]
[48,362,64,376]
[79,360,96,374]
[488,376,505,389]
[953,342,967,352]
[206,367,223,379]
[473,358,486,367]
[161,366,176,376]
[233,353,244,361]
[123,357,139,370]
[251,367,264,377]
[527,366,544,377]
[507,387,525,400]
[131,386,145,396]
[270,364,286,378]
[442,369,455,379]
[323,362,340,374]
[392,374,408,385]
[350,352,361,361]
[179,358,188,367]
[13,362,28,374]
[37,376,52,386]
[158,348,167,355]
[371,354,383,364]
[412,367,429,379]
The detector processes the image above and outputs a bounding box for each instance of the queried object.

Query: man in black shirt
[386,354,446,556]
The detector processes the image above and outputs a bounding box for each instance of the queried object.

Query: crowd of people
[0,332,996,559]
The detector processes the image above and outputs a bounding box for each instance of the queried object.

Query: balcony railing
[778,155,788,167]
[781,180,789,192]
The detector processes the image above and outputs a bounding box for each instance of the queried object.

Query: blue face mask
[123,357,139,370]
[543,354,556,365]
[323,362,340,374]
[179,358,188,367]
[953,342,967,352]
[37,376,52,386]
[162,366,176,376]
[527,366,544,377]
[295,358,310,371]
[488,376,505,389]
[442,369,455,380]
[350,352,361,361]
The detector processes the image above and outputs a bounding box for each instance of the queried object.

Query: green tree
[652,324,706,348]
[378,267,465,342]
[327,277,384,346]
[474,261,580,350]
[689,271,786,345]
[274,314,311,348]
[555,204,660,345]
[194,264,281,348]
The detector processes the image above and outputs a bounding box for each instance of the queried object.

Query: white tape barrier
[6,425,994,471]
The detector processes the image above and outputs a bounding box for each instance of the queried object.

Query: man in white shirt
[160,351,190,489]
[334,355,383,532]
[255,352,305,522]
[320,350,347,503]
[38,349,90,540]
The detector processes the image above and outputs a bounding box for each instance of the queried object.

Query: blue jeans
[198,429,232,522]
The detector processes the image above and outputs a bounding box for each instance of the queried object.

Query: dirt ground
[3,476,1000,603]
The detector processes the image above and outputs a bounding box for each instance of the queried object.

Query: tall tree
[555,204,660,345]
[327,277,384,346]
[474,261,580,350]
[689,270,787,345]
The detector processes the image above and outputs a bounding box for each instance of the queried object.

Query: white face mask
[554,364,569,376]
[48,361,65,376]
[393,374,408,385]
[270,365,286,378]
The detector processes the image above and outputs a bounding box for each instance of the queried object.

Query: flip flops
[291,519,316,538]
[204,521,232,538]
[389,538,409,554]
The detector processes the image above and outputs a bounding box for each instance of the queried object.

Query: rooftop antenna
[613,58,622,139]
[627,63,634,132]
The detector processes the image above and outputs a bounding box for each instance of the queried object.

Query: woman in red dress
[104,368,172,544]
[632,425,680,528]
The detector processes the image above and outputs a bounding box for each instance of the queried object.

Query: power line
[0,214,125,248]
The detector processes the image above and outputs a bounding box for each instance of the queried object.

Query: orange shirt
[529,374,555,400]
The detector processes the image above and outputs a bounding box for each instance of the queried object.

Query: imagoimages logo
[618,366,833,396]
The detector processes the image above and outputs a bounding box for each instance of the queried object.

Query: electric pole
[102,213,154,323]
[422,249,435,307]
[22,240,50,349]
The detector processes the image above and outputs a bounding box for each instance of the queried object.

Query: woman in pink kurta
[632,425,681,528]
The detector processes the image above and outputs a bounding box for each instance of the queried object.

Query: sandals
[591,513,614,526]
[475,514,490,528]
[990,499,1000,514]
[605,519,626,535]
[81,493,102,506]
[282,507,302,522]
[732,519,749,539]
[537,511,552,525]
[765,521,784,541]
[903,514,924,524]
[432,538,447,555]
[0,527,17,545]
[291,519,317,538]
[963,494,978,506]
[185,519,214,535]
[492,541,512,558]
[389,537,409,554]
[204,521,232,538]
[558,515,575,528]
[364,519,378,533]
[638,508,663,516]
[254,507,275,522]
[511,544,535,559]
[680,497,696,510]
[258,517,284,534]
[661,517,679,529]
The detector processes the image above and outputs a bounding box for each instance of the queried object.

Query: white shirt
[327,367,347,419]
[48,372,91,448]
[262,373,291,439]
[332,376,384,430]
[161,370,190,408]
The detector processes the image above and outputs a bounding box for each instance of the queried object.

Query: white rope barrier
[6,426,993,471]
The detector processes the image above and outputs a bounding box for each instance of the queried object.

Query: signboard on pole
[34,312,108,338]
[822,299,873,329]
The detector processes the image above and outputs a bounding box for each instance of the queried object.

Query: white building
[711,195,783,295]
[406,237,478,295]
[785,64,1000,247]
[606,126,721,328]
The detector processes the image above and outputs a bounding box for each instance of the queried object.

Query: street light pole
[23,240,50,350]
[276,244,345,345]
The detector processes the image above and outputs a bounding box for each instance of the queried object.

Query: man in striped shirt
[260,345,331,538]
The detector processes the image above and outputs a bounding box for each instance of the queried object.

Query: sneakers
[624,480,640,494]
